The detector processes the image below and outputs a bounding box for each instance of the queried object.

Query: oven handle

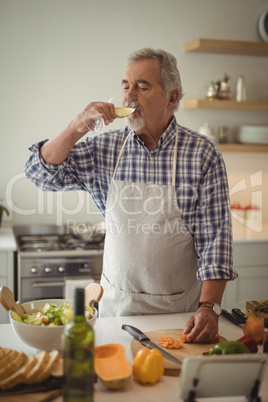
[32,281,65,288]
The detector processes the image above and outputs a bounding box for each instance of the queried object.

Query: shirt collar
[131,116,178,151]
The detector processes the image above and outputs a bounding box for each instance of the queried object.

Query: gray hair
[127,48,184,112]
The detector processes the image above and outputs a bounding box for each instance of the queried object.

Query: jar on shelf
[218,126,229,143]
[236,75,247,102]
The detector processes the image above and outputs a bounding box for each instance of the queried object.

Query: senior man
[25,48,237,343]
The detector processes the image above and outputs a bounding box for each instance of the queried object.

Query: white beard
[124,101,145,132]
[127,114,146,131]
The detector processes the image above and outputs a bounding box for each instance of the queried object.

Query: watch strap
[198,302,222,316]
[198,302,214,309]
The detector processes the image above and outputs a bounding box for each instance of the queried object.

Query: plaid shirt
[25,117,236,282]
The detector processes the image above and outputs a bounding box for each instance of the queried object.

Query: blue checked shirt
[25,117,236,282]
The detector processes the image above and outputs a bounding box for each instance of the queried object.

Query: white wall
[1,0,268,227]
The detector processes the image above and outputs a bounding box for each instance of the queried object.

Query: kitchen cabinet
[0,227,16,323]
[221,230,268,310]
[183,38,268,153]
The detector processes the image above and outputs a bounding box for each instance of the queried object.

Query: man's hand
[40,102,118,165]
[72,102,117,134]
[183,307,220,344]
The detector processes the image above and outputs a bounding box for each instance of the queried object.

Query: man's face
[121,59,173,135]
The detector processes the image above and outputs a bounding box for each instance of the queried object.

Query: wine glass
[85,93,135,133]
[108,92,135,119]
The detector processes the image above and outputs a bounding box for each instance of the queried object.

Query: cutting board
[0,378,62,401]
[0,389,61,401]
[246,300,268,319]
[131,329,227,377]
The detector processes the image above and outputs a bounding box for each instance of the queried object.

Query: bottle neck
[74,288,85,317]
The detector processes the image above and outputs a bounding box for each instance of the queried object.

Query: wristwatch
[198,302,222,316]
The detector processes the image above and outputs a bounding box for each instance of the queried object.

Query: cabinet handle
[32,281,65,288]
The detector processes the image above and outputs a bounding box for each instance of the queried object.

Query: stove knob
[58,266,66,273]
[44,266,52,274]
[31,267,39,274]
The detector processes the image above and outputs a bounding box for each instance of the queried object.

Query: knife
[221,309,245,327]
[122,324,182,366]
[231,308,247,323]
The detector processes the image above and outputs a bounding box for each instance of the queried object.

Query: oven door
[21,277,95,302]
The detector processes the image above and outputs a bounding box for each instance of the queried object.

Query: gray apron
[99,129,201,317]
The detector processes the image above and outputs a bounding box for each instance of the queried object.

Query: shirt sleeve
[193,148,237,282]
[24,140,94,192]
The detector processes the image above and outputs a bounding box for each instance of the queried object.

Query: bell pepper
[236,334,258,353]
[209,341,249,355]
[133,348,164,384]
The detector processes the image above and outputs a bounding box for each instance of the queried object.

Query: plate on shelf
[238,125,268,144]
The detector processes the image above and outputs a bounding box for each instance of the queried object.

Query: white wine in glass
[114,107,135,118]
[85,93,135,133]
[109,93,135,118]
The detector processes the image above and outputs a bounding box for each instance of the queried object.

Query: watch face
[213,303,222,315]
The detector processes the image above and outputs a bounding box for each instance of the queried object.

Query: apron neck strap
[172,128,179,187]
[112,133,131,180]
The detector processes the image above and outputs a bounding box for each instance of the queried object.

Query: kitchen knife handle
[122,324,149,342]
[221,309,244,326]
[231,308,247,323]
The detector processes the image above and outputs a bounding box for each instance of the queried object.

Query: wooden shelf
[218,143,268,153]
[183,99,268,110]
[184,38,268,56]
[183,38,268,153]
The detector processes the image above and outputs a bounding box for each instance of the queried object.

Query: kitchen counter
[0,313,267,402]
[0,227,16,251]
[1,223,267,248]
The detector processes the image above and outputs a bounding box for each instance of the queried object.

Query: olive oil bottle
[62,288,94,402]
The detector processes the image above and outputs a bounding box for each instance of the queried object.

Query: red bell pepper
[237,334,258,353]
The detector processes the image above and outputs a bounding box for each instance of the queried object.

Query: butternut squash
[94,344,132,390]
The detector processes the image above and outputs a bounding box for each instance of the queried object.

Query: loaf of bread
[0,347,63,390]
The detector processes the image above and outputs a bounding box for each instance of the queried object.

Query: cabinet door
[223,266,268,310]
[0,252,7,276]
[0,251,14,323]
[222,243,268,310]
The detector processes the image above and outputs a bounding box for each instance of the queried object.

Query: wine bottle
[62,288,94,402]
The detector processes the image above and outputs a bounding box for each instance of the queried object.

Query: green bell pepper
[209,341,250,355]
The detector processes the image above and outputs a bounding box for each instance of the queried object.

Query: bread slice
[51,357,63,378]
[0,348,11,362]
[24,350,50,384]
[0,352,27,381]
[0,350,20,380]
[0,354,37,390]
[34,349,60,383]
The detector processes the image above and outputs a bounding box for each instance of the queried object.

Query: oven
[13,225,104,303]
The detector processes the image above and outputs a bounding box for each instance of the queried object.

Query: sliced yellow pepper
[133,348,164,384]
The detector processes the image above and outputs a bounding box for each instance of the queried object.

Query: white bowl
[10,299,97,352]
